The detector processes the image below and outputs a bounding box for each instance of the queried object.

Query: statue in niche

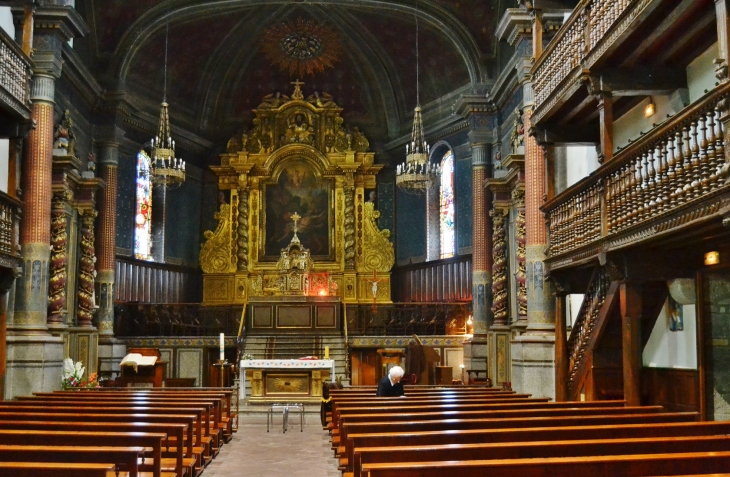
[54,110,76,157]
[286,112,314,145]
[510,108,524,154]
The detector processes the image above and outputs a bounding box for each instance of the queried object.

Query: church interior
[1,0,730,475]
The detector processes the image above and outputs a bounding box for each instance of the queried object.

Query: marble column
[464,142,491,373]
[95,144,118,336]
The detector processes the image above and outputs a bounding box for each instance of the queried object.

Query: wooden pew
[352,434,730,477]
[0,462,118,477]
[37,392,229,434]
[0,420,188,477]
[0,445,145,477]
[0,408,200,457]
[331,400,631,431]
[341,412,698,461]
[360,451,730,477]
[12,398,219,455]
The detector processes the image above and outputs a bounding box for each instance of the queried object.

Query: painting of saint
[265,159,331,258]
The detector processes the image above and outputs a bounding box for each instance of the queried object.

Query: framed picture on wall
[668,296,684,332]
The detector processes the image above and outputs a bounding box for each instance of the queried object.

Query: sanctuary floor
[205,413,340,477]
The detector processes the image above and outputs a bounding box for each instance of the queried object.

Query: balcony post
[598,92,614,164]
[554,287,569,402]
[715,0,730,81]
[620,281,643,406]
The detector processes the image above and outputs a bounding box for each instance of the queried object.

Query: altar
[240,359,335,404]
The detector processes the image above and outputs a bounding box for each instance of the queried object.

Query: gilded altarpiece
[201,84,394,314]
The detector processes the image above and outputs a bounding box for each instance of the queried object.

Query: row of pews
[0,387,237,477]
[325,385,730,477]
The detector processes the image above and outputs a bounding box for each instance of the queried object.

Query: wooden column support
[716,0,730,81]
[598,92,614,164]
[620,282,642,406]
[554,293,569,402]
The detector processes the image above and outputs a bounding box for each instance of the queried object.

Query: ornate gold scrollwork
[200,203,233,274]
[360,202,394,273]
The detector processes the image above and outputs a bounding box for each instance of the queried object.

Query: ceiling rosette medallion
[261,18,342,77]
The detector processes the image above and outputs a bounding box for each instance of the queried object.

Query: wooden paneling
[643,367,699,413]
[114,257,201,304]
[393,255,472,303]
[351,349,378,386]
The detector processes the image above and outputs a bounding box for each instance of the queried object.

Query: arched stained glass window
[439,150,455,258]
[134,150,153,260]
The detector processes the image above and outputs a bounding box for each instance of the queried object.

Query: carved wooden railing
[114,257,202,304]
[566,266,612,395]
[544,82,730,262]
[393,255,472,302]
[0,190,21,262]
[0,26,32,114]
[532,0,633,115]
[115,303,241,337]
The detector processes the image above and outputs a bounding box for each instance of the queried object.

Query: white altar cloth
[239,359,335,399]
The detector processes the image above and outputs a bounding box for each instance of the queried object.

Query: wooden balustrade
[532,0,632,114]
[392,255,472,303]
[543,82,730,261]
[0,27,31,113]
[114,257,201,303]
[345,302,470,336]
[567,267,610,394]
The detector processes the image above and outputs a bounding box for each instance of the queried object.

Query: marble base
[98,337,127,378]
[511,333,555,399]
[462,335,487,373]
[4,333,64,399]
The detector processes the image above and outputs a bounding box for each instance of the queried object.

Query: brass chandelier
[150,23,185,188]
[395,1,440,194]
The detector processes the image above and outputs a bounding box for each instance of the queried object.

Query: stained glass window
[439,150,455,258]
[134,150,153,260]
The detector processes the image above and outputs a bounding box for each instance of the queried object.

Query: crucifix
[367,270,385,312]
[290,211,301,242]
[291,79,305,100]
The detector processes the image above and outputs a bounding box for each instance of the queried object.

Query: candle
[219,333,225,361]
[324,346,330,359]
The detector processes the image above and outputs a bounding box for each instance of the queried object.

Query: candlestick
[219,333,225,362]
[324,346,330,359]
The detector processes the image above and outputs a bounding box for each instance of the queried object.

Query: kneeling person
[377,365,405,397]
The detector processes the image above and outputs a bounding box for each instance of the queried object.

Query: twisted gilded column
[237,188,249,271]
[14,74,55,331]
[95,144,118,335]
[77,209,97,328]
[524,108,555,333]
[513,188,527,323]
[490,207,508,326]
[344,184,355,270]
[48,191,70,326]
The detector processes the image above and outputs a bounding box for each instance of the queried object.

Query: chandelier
[395,1,440,194]
[150,24,185,188]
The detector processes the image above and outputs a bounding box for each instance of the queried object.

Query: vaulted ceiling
[74,0,506,158]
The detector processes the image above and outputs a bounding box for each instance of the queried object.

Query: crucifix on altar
[290,211,301,243]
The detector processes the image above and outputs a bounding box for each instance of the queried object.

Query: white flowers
[61,358,85,388]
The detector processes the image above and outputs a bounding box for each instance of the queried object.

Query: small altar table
[240,359,335,403]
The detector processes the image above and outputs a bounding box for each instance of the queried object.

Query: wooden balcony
[0,190,22,270]
[531,0,715,128]
[542,81,730,270]
[0,26,32,121]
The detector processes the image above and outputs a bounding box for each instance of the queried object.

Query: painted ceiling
[74,0,507,158]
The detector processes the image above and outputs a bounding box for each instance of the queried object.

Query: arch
[261,144,333,183]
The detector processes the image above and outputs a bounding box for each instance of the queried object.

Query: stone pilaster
[95,144,118,336]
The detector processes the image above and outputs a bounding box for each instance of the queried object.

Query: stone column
[95,144,118,336]
[464,142,491,373]
[510,92,556,399]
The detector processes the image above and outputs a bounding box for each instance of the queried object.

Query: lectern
[119,348,167,388]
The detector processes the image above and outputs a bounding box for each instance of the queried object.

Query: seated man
[376,365,405,397]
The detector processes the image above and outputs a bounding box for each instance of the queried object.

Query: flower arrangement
[241,353,255,361]
[61,358,100,389]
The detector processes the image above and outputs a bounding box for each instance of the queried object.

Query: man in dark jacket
[376,365,405,397]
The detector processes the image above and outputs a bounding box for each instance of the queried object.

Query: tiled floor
[205,413,340,477]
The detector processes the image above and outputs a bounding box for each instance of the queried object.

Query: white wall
[565,146,599,189]
[613,95,678,152]
[643,299,697,369]
[687,42,718,103]
[0,7,13,37]
[567,294,584,327]
[0,140,8,193]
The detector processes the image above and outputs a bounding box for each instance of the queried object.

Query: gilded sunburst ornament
[262,18,341,77]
